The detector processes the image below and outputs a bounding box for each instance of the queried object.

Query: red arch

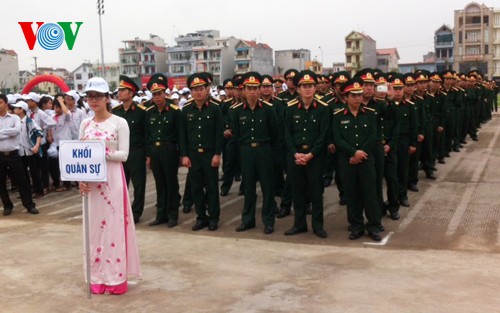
[22,74,70,94]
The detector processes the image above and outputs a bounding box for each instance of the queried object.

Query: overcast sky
[2,0,497,73]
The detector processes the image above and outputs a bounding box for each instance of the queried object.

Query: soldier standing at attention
[180,73,224,231]
[145,74,181,228]
[113,75,147,224]
[276,69,299,219]
[284,70,329,239]
[232,72,278,234]
[332,77,382,242]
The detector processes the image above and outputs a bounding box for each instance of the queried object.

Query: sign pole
[83,193,92,299]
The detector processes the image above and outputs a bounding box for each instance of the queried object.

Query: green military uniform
[232,78,278,231]
[276,69,300,218]
[112,75,146,223]
[284,70,330,236]
[180,74,224,231]
[145,101,181,223]
[332,78,381,238]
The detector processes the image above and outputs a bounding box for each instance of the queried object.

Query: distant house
[345,31,377,76]
[234,40,273,75]
[274,49,311,75]
[19,70,34,88]
[376,48,400,72]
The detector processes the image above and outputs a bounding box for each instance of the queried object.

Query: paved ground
[1,114,500,312]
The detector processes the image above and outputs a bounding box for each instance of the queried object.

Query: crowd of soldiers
[1,67,497,242]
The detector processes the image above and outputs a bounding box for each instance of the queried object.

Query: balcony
[435,41,454,48]
[464,23,483,29]
[345,47,361,54]
[235,54,250,61]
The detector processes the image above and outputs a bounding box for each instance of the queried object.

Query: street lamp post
[97,0,105,78]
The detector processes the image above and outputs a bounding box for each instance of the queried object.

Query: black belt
[0,150,18,157]
[191,147,213,153]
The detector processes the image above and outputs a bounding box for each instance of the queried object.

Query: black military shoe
[284,226,307,236]
[276,207,291,218]
[323,178,332,188]
[390,212,400,220]
[349,231,364,240]
[220,190,229,196]
[368,231,382,242]
[453,147,460,152]
[472,137,479,141]
[3,208,13,216]
[426,173,437,180]
[313,228,327,238]
[234,175,241,182]
[167,220,178,228]
[408,184,419,192]
[133,216,141,224]
[27,207,39,214]
[208,220,218,231]
[339,198,347,205]
[399,199,410,207]
[235,224,255,232]
[192,220,209,231]
[378,224,385,232]
[263,226,274,235]
[306,203,312,215]
[438,158,446,164]
[149,219,167,226]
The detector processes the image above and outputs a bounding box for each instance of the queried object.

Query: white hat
[144,90,152,99]
[22,94,31,101]
[7,94,15,104]
[11,100,29,112]
[133,96,141,103]
[171,93,180,100]
[182,87,190,94]
[28,92,40,103]
[219,90,226,96]
[85,77,110,94]
[65,90,80,102]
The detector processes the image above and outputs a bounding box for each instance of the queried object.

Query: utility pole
[97,0,105,77]
[33,56,38,75]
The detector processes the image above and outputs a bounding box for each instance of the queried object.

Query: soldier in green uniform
[112,75,146,224]
[332,77,382,241]
[231,72,278,234]
[145,73,181,227]
[180,73,224,231]
[391,74,417,208]
[442,70,458,156]
[427,72,447,164]
[323,72,349,206]
[276,69,299,218]
[260,75,285,198]
[284,70,329,238]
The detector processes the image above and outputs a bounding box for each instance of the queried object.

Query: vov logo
[18,22,83,50]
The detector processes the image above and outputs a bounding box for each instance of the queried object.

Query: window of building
[76,73,82,80]
[484,44,489,54]
[442,49,448,58]
[88,73,93,79]
[459,31,463,44]
[495,15,500,27]
[472,16,481,24]
[484,16,489,25]
[292,52,300,59]
[77,84,83,90]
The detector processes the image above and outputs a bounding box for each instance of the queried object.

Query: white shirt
[0,113,21,152]
[68,106,87,140]
[28,107,56,145]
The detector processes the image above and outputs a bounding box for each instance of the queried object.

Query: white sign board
[59,140,107,182]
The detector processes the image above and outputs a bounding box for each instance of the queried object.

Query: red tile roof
[0,49,17,56]
[244,40,271,49]
[377,48,400,59]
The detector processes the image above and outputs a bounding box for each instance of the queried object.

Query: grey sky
[2,0,494,73]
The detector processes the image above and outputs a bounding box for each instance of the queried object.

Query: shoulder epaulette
[414,94,424,100]
[223,98,233,104]
[439,90,447,96]
[314,94,324,100]
[327,97,336,104]
[316,99,328,106]
[209,100,220,106]
[364,106,376,112]
[230,102,243,109]
[112,104,123,111]
[406,99,415,105]
[137,104,146,110]
[277,90,286,96]
[324,91,333,97]
[457,86,465,91]
[287,99,299,107]
[426,92,435,98]
[333,108,344,115]
[452,87,459,91]
[169,104,179,110]
[262,100,273,107]
[145,105,155,111]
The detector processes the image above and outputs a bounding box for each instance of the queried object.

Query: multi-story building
[332,62,346,73]
[376,48,400,72]
[71,62,93,92]
[19,70,34,90]
[0,49,20,93]
[92,63,120,91]
[435,25,455,72]
[274,49,311,75]
[492,8,500,78]
[234,40,273,75]
[118,34,167,87]
[345,31,377,76]
[305,59,322,74]
[454,2,493,77]
[167,30,239,87]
